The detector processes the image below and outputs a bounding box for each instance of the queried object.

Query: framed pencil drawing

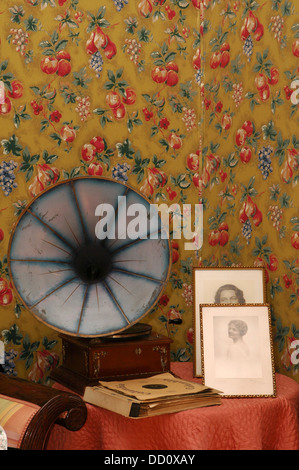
[199,303,276,397]
[193,267,266,376]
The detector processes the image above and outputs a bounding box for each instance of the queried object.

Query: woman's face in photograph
[228,323,241,340]
[219,289,239,304]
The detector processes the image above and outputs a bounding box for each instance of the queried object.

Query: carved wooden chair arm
[0,373,87,450]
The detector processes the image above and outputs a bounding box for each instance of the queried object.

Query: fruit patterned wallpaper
[0,0,298,384]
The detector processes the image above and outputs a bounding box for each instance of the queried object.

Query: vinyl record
[8,177,171,337]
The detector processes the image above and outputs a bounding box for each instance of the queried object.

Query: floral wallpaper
[200,0,299,383]
[0,0,298,385]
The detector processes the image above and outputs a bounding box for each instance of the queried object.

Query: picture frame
[193,266,266,376]
[200,303,276,397]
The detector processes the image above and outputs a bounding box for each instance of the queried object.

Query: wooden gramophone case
[51,327,172,394]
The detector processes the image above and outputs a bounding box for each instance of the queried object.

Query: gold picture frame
[200,303,276,398]
[193,266,266,377]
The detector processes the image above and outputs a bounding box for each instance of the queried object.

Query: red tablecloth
[47,362,299,450]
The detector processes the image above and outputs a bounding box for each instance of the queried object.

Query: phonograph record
[8,177,172,393]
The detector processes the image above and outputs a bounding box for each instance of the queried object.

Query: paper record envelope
[97,373,212,401]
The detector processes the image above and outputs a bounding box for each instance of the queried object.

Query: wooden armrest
[0,373,87,450]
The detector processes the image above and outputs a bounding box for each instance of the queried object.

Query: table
[47,362,299,450]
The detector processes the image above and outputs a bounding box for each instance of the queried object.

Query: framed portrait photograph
[200,304,276,397]
[193,266,266,376]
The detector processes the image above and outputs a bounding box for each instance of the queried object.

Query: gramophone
[8,177,172,393]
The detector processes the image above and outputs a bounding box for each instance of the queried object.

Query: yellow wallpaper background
[0,0,298,383]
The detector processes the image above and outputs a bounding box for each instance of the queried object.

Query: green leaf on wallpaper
[1,324,23,346]
[154,10,167,22]
[150,50,162,61]
[230,55,244,75]
[1,134,22,156]
[115,139,134,159]
[290,217,299,231]
[63,167,81,179]
[271,92,284,114]
[274,131,290,165]
[115,68,124,79]
[40,119,51,132]
[253,49,273,77]
[86,7,110,32]
[261,121,277,141]
[252,235,272,263]
[161,42,169,56]
[127,114,142,133]
[210,142,220,153]
[61,87,76,104]
[41,0,56,8]
[93,108,113,128]
[13,115,19,129]
[142,94,151,103]
[229,236,244,257]
[24,15,39,32]
[223,152,238,168]
[107,69,117,83]
[50,132,62,146]
[292,135,299,148]
[171,349,190,362]
[131,152,150,183]
[150,125,159,137]
[20,335,40,370]
[158,315,168,324]
[179,81,197,101]
[124,17,138,35]
[282,259,299,274]
[281,1,294,16]
[271,0,281,11]
[152,155,166,168]
[137,26,152,43]
[0,61,8,75]
[8,5,25,24]
[42,337,58,351]
[165,51,177,63]
[270,277,284,300]
[245,91,260,112]
[240,176,258,201]
[242,1,259,18]
[177,174,190,189]
[279,192,291,208]
[19,148,40,182]
[180,258,193,275]
[169,96,183,113]
[51,30,59,45]
[39,41,52,49]
[73,68,92,88]
[14,302,24,319]
[1,73,14,88]
[42,150,58,164]
[13,106,31,129]
[274,318,290,352]
[14,105,31,128]
[291,324,299,339]
[30,86,41,96]
[55,40,68,53]
[93,107,105,115]
[291,23,299,39]
[159,138,170,151]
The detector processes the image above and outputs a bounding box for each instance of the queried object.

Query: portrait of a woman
[216,318,262,379]
[227,319,250,363]
[214,284,246,304]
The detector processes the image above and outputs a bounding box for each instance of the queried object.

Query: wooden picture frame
[193,267,266,376]
[200,303,276,398]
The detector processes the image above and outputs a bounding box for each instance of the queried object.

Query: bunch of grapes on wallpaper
[0,0,298,384]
